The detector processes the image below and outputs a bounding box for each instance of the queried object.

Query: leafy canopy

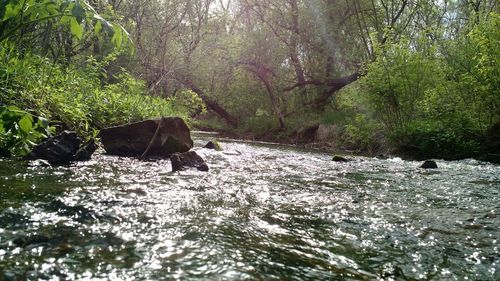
[0,0,130,47]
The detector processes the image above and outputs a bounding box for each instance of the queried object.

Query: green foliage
[241,110,279,136]
[361,37,443,131]
[396,119,481,160]
[352,13,499,158]
[445,13,500,127]
[0,0,497,161]
[93,71,179,128]
[321,111,347,125]
[335,83,382,151]
[357,39,485,158]
[0,105,54,157]
[0,50,182,138]
[0,0,131,47]
[343,114,379,152]
[169,90,206,119]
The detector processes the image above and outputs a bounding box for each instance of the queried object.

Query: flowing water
[0,136,499,280]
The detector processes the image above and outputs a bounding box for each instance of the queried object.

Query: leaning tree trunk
[176,76,238,128]
[283,72,360,111]
[314,72,360,110]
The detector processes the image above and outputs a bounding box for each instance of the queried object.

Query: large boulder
[26,131,97,166]
[100,117,193,158]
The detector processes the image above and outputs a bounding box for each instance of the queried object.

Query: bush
[445,13,500,127]
[360,37,443,132]
[0,106,54,157]
[240,109,279,136]
[356,24,497,158]
[394,119,481,160]
[0,50,185,138]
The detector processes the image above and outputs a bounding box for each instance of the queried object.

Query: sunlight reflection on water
[0,137,499,280]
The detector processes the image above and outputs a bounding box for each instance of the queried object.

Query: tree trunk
[314,72,360,110]
[177,76,238,127]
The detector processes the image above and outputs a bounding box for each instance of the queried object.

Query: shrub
[0,51,184,138]
[0,106,54,157]
[394,119,481,160]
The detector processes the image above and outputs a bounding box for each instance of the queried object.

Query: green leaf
[70,17,84,40]
[71,2,86,24]
[94,20,102,35]
[6,106,24,114]
[19,115,33,133]
[46,3,59,15]
[111,25,123,47]
[3,3,21,21]
[60,15,72,25]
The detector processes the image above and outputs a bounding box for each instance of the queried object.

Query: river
[1,136,499,280]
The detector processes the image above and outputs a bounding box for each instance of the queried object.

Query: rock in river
[26,131,97,166]
[203,140,222,151]
[420,160,438,169]
[170,151,209,172]
[100,117,193,157]
[332,155,350,162]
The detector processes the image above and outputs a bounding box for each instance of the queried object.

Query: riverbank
[194,123,500,164]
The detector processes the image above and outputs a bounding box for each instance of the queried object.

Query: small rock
[332,155,350,162]
[463,224,483,230]
[74,139,98,161]
[420,160,438,169]
[376,154,389,160]
[484,211,496,219]
[170,151,209,172]
[203,140,222,151]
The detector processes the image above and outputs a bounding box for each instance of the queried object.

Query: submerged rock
[26,131,96,166]
[203,140,222,151]
[484,211,496,219]
[332,155,350,162]
[376,154,390,160]
[100,117,193,158]
[170,151,209,172]
[420,160,438,169]
[13,234,50,247]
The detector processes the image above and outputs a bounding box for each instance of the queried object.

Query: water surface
[1,137,499,280]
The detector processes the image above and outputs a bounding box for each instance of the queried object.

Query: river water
[0,136,499,280]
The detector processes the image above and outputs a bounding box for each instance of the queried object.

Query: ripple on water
[0,141,499,280]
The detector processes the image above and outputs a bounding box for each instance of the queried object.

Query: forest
[0,0,499,160]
